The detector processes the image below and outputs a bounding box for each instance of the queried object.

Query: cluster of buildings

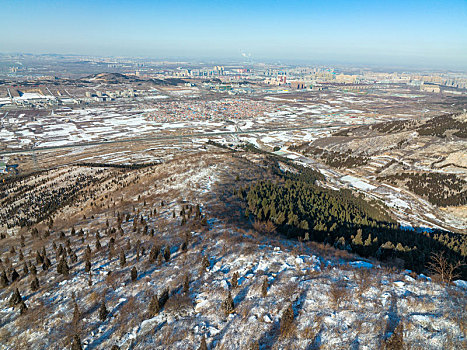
[84,89,136,102]
[144,98,274,123]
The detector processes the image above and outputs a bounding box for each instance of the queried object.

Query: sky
[1,0,467,69]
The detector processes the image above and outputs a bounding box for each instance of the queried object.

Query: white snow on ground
[0,159,466,350]
[341,175,376,191]
[454,280,467,290]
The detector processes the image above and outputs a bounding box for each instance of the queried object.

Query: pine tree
[183,274,190,294]
[85,258,91,273]
[222,291,235,316]
[42,256,51,271]
[72,301,81,324]
[131,267,137,282]
[159,289,169,308]
[95,238,101,251]
[148,294,160,316]
[30,276,40,291]
[385,322,404,350]
[57,257,70,276]
[249,341,260,350]
[30,264,37,276]
[9,288,22,307]
[198,335,208,350]
[10,268,19,283]
[202,255,210,270]
[71,334,82,350]
[280,303,294,336]
[231,272,239,289]
[119,250,126,267]
[19,300,28,315]
[352,228,364,246]
[23,262,29,276]
[98,301,109,321]
[164,247,171,262]
[85,245,92,260]
[0,270,9,288]
[149,245,160,263]
[261,277,268,297]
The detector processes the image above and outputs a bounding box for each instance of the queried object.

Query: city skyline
[1,0,467,69]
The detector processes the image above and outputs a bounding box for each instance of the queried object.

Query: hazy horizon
[1,0,467,70]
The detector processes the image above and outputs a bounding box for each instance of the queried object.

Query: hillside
[0,149,466,349]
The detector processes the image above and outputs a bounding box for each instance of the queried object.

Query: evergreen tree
[19,300,28,315]
[57,257,70,276]
[72,301,81,324]
[280,303,294,336]
[119,250,126,267]
[30,276,40,291]
[261,277,268,297]
[9,288,22,307]
[199,335,208,350]
[148,294,160,316]
[159,289,169,308]
[385,322,404,350]
[183,274,190,294]
[131,267,138,282]
[23,262,29,276]
[249,341,260,350]
[222,291,235,316]
[201,255,210,270]
[10,268,19,283]
[164,246,171,262]
[149,245,160,263]
[85,245,92,260]
[85,258,91,273]
[95,238,101,251]
[71,334,82,350]
[98,301,109,321]
[0,270,9,288]
[231,272,239,289]
[42,256,52,271]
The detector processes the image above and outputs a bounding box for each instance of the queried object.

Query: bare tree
[428,251,462,284]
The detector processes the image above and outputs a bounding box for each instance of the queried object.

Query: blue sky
[1,0,467,68]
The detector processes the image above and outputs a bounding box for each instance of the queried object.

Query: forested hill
[239,162,467,279]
